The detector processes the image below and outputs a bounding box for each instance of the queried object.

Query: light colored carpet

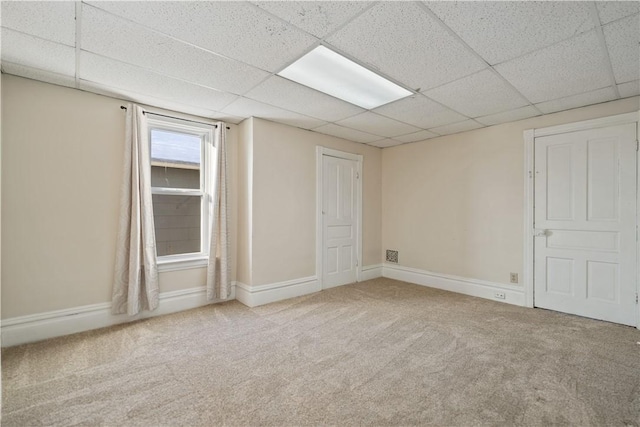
[2,278,640,426]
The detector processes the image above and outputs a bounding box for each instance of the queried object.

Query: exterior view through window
[148,115,215,263]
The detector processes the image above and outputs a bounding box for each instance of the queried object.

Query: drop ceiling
[1,1,638,148]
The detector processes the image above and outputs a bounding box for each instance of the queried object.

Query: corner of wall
[236,118,254,286]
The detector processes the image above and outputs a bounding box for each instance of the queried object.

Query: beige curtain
[206,123,231,300]
[112,104,160,315]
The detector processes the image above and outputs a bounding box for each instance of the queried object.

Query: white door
[534,123,637,326]
[322,154,358,289]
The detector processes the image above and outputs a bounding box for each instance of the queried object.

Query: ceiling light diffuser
[277,45,412,110]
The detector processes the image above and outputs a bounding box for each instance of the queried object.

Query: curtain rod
[120,105,229,129]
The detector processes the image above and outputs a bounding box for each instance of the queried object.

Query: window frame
[147,113,216,272]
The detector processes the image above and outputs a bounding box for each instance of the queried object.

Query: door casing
[316,146,363,289]
[523,111,640,329]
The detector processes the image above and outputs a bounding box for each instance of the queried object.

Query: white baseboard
[1,285,235,347]
[382,264,525,306]
[360,264,383,281]
[235,276,320,308]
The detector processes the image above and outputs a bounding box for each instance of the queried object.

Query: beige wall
[382,97,640,286]
[6,72,632,318]
[1,75,238,318]
[236,118,253,285]
[250,118,382,285]
[0,75,380,318]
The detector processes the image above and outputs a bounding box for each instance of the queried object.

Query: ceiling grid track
[74,1,82,89]
[2,1,637,145]
[240,2,416,123]
[82,2,271,84]
[415,2,545,117]
[589,2,622,99]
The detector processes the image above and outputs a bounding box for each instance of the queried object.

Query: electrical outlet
[494,292,506,300]
[510,273,518,284]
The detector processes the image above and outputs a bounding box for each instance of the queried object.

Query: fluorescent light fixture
[277,45,412,109]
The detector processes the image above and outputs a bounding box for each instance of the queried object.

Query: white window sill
[157,255,208,272]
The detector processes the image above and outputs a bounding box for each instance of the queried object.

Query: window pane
[151,129,201,189]
[153,194,201,257]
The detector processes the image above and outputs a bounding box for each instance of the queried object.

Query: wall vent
[386,250,398,263]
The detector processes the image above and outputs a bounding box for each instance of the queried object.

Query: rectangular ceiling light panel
[278,45,412,109]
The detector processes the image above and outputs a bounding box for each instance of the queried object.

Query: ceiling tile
[81,5,269,95]
[429,120,483,136]
[602,14,640,84]
[221,97,326,130]
[78,80,244,124]
[368,139,403,148]
[427,1,595,65]
[596,2,640,24]
[80,52,238,112]
[312,123,381,143]
[373,95,467,128]
[1,28,75,76]
[393,130,439,143]
[424,69,529,118]
[86,1,316,72]
[475,106,540,126]
[1,1,75,46]
[1,62,76,89]
[336,112,420,138]
[494,30,611,104]
[326,2,486,91]
[535,86,617,114]
[618,80,640,98]
[244,75,364,122]
[252,1,372,38]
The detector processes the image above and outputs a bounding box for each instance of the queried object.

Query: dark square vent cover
[386,250,398,263]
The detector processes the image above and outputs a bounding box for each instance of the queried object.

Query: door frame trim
[316,146,363,290]
[523,111,640,329]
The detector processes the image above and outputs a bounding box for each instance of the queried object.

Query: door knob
[534,229,549,237]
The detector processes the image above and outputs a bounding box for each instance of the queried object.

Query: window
[148,114,216,271]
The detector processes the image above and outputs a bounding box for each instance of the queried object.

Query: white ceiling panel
[221,97,326,130]
[424,69,529,118]
[312,123,381,143]
[602,14,640,84]
[535,86,617,114]
[495,30,611,104]
[618,80,640,98]
[1,28,75,76]
[78,79,244,124]
[427,1,595,65]
[1,1,76,46]
[596,2,640,25]
[80,52,238,112]
[326,2,486,91]
[81,5,269,95]
[368,139,403,148]
[429,120,483,136]
[86,1,316,72]
[373,95,467,128]
[244,75,364,122]
[336,112,420,138]
[393,130,439,143]
[1,62,76,89]
[475,105,540,126]
[252,1,372,38]
[2,1,636,147]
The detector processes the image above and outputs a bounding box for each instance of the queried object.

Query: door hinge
[636,140,639,151]
[356,258,359,267]
[636,293,638,304]
[356,172,360,179]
